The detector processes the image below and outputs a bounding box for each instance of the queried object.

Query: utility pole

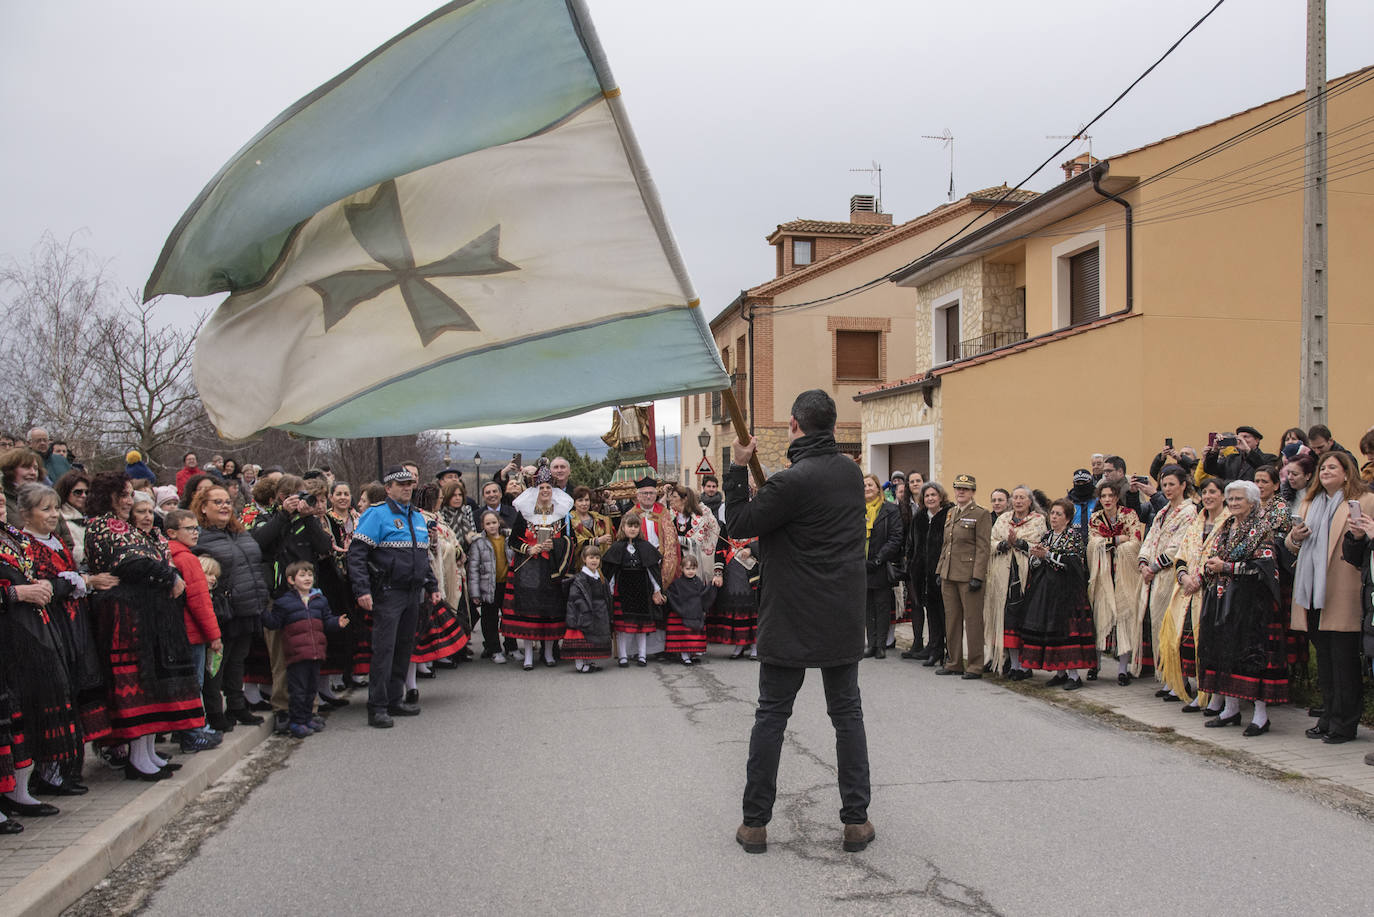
[1299,0,1327,428]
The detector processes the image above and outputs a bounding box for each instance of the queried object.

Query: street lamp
[697,427,710,477]
[473,451,482,482]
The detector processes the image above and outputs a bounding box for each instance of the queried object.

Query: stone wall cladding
[858,384,943,482]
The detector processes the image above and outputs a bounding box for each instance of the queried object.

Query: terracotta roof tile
[964,184,1041,204]
[769,219,894,237]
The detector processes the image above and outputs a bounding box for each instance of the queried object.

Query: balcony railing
[955,330,1027,361]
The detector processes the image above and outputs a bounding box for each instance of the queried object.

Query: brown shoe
[842,820,876,852]
[735,823,767,854]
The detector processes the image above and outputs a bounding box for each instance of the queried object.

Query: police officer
[348,466,441,728]
[936,473,992,679]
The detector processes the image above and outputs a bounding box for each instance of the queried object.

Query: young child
[707,535,761,659]
[164,509,223,752]
[600,511,663,668]
[563,544,613,673]
[197,555,235,732]
[467,509,512,663]
[262,561,349,738]
[664,550,717,666]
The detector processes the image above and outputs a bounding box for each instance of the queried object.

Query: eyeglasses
[168,525,201,533]
[71,488,89,496]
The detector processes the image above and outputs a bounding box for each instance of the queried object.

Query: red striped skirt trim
[664,611,707,654]
[562,628,612,660]
[500,611,566,641]
[413,604,469,663]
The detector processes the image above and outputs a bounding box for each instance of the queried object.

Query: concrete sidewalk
[0,720,270,917]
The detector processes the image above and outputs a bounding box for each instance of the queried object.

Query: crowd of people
[880,422,1374,759]
[1,419,1372,838]
[0,432,761,835]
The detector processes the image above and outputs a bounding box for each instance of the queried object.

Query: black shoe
[873,648,886,660]
[0,797,59,817]
[618,658,629,668]
[387,702,421,717]
[433,657,460,669]
[1322,733,1355,745]
[0,820,22,834]
[1305,725,1329,739]
[368,710,394,729]
[123,763,172,782]
[1046,673,1068,687]
[901,647,926,660]
[1161,693,1183,703]
[31,777,88,797]
[982,661,993,673]
[523,662,534,671]
[1154,688,1171,698]
[1243,721,1270,737]
[1180,703,1203,713]
[1202,707,1224,718]
[862,648,876,658]
[935,667,962,676]
[248,699,272,711]
[318,695,350,709]
[636,657,648,667]
[544,658,557,668]
[1205,713,1241,728]
[272,711,291,735]
[229,708,265,726]
[1086,667,1099,681]
[1008,669,1030,682]
[1064,678,1084,691]
[921,657,939,668]
[961,671,982,680]
[404,688,419,705]
[208,717,235,733]
[1117,673,1132,687]
[416,668,437,679]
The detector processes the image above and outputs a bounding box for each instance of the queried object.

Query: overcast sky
[3,0,1370,447]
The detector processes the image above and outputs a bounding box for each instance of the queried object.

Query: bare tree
[99,293,212,463]
[0,233,115,455]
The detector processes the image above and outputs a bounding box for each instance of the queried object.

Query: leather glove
[967,578,983,592]
[934,574,942,587]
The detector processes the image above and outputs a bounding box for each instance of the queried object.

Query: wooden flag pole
[720,387,766,486]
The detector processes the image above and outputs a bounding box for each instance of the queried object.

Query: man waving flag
[146,0,728,440]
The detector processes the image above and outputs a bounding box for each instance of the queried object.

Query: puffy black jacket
[908,504,951,607]
[195,526,269,620]
[865,501,904,591]
[724,432,865,668]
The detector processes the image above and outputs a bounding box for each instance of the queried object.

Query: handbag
[883,560,904,588]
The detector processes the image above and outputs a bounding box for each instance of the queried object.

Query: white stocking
[317,675,339,699]
[1009,648,1022,669]
[636,633,647,660]
[1252,700,1269,728]
[520,640,534,667]
[1220,695,1241,718]
[544,641,557,664]
[129,735,161,774]
[406,662,418,691]
[1117,654,1130,676]
[243,683,263,705]
[5,764,39,805]
[885,622,896,645]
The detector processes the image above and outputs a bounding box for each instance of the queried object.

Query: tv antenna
[922,129,955,201]
[1046,126,1094,160]
[848,160,883,212]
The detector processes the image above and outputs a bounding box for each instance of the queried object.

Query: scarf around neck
[865,492,884,539]
[1294,490,1338,609]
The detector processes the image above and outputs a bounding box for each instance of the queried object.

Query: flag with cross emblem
[145,0,727,439]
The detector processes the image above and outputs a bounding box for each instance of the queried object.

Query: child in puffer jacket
[262,561,349,738]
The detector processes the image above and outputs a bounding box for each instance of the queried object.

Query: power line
[751,0,1230,316]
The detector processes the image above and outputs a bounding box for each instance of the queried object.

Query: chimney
[1061,153,1099,182]
[849,194,892,226]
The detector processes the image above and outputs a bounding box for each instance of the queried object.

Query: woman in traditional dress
[408,489,468,689]
[1013,499,1095,689]
[500,463,574,670]
[326,480,357,554]
[984,486,1046,679]
[17,485,114,796]
[1087,479,1145,685]
[707,530,760,659]
[905,482,952,666]
[567,486,614,561]
[0,499,51,834]
[1136,465,1197,692]
[1287,451,1374,744]
[1196,481,1288,735]
[667,484,719,663]
[1160,478,1230,711]
[84,473,202,780]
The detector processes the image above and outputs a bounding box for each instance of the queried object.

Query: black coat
[865,501,904,591]
[908,504,951,607]
[195,526,270,620]
[1203,447,1278,482]
[1341,532,1374,655]
[724,432,865,668]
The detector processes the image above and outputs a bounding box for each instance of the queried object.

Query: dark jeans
[478,600,502,655]
[743,662,871,827]
[922,586,946,660]
[286,660,319,726]
[369,587,421,712]
[221,631,254,712]
[1312,620,1362,739]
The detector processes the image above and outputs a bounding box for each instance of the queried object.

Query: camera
[1218,433,1238,448]
[296,490,318,508]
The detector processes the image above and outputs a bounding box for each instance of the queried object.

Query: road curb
[0,721,272,917]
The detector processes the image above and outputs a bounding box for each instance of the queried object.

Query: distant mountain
[439,434,681,464]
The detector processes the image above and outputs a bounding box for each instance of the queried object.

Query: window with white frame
[1051,228,1106,329]
[793,238,813,266]
[931,288,962,365]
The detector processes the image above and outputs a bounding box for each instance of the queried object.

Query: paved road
[144,649,1372,916]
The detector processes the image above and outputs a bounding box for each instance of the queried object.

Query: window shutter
[944,303,961,363]
[835,330,880,380]
[1069,248,1100,324]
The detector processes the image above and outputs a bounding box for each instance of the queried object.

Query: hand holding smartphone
[1348,500,1363,522]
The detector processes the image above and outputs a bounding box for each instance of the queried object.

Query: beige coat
[1289,490,1374,633]
[937,502,992,583]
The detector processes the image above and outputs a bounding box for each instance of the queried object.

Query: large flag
[146,0,727,440]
